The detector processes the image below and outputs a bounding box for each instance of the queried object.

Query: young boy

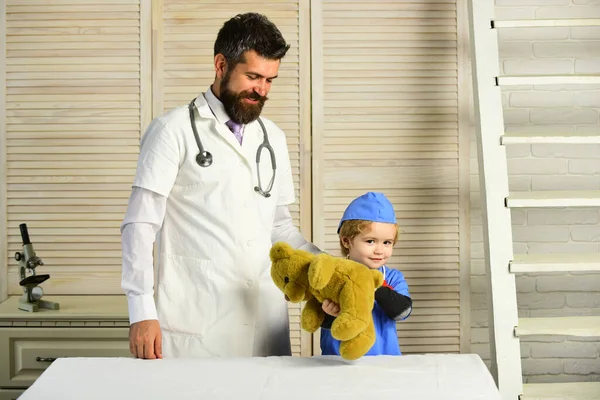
[320,192,412,356]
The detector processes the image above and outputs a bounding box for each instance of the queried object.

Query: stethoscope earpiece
[196,151,213,167]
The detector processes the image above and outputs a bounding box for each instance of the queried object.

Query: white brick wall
[470,1,600,384]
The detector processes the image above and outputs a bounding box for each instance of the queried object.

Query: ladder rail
[498,75,600,85]
[493,18,600,28]
[501,132,600,145]
[467,1,523,399]
[506,191,600,208]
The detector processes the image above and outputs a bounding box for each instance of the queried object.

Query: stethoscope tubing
[188,97,276,197]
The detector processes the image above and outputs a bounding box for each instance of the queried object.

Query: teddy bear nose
[284,277,289,284]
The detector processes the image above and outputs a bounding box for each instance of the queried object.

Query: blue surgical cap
[337,192,397,233]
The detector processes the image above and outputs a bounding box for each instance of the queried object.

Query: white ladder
[467,2,600,400]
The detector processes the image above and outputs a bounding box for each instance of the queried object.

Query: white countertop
[20,353,501,400]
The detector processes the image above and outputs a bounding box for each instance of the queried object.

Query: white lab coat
[132,91,295,357]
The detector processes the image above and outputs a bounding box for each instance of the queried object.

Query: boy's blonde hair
[338,220,400,257]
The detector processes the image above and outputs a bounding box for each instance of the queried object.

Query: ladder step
[510,253,600,273]
[506,191,600,208]
[516,316,600,337]
[497,75,600,86]
[494,19,600,28]
[521,382,600,400]
[502,132,600,145]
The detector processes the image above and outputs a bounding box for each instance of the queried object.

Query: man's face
[219,50,280,124]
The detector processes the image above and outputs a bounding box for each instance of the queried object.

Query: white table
[19,354,501,400]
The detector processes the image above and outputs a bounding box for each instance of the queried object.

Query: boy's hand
[322,299,340,317]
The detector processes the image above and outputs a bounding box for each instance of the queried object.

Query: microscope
[15,223,59,312]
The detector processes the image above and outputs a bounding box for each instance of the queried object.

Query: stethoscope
[188,98,277,198]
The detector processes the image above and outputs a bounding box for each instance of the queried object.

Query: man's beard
[220,74,268,125]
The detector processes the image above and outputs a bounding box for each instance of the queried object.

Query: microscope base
[18,294,60,312]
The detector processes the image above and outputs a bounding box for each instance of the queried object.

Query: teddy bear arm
[301,297,325,333]
[372,269,384,288]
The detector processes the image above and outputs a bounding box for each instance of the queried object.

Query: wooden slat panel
[313,0,460,355]
[158,3,302,218]
[4,1,149,298]
[0,0,6,302]
[159,0,309,356]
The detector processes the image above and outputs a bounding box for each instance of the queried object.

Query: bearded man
[121,12,321,359]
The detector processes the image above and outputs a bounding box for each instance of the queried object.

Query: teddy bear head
[269,242,315,303]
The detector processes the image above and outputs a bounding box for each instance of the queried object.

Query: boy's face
[343,222,396,270]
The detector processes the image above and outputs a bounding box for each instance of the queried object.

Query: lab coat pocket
[156,253,217,337]
[173,151,235,191]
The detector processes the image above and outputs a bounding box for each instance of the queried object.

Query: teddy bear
[269,241,384,360]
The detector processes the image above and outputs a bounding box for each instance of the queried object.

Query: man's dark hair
[214,13,290,67]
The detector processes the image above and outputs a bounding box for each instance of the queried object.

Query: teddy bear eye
[284,277,289,284]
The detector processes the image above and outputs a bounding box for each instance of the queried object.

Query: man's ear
[214,54,227,79]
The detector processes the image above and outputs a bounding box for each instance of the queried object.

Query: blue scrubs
[320,266,411,356]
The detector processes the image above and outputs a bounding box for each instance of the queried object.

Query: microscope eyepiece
[19,223,31,245]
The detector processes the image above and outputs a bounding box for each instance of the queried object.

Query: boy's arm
[321,288,411,327]
[320,289,411,328]
[375,286,412,321]
[375,269,412,321]
[320,313,336,330]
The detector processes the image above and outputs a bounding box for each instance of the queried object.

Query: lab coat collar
[201,85,231,126]
[193,87,259,161]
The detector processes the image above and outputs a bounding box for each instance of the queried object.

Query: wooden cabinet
[0,327,130,388]
[0,389,24,400]
[0,296,131,394]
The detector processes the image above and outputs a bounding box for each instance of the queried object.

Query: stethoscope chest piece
[196,151,213,167]
[254,186,271,198]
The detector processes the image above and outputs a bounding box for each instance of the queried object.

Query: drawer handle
[36,357,56,363]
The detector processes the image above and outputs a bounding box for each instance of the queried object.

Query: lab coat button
[247,280,253,287]
[247,240,252,247]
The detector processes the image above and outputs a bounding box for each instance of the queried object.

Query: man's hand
[129,319,162,359]
[322,299,340,317]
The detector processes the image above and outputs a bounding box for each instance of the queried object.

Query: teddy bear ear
[270,241,294,261]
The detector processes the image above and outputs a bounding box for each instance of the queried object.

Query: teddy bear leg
[339,320,377,361]
[330,313,367,341]
[301,297,325,333]
[330,283,369,341]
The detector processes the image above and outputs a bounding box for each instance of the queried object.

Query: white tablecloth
[19,354,501,400]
